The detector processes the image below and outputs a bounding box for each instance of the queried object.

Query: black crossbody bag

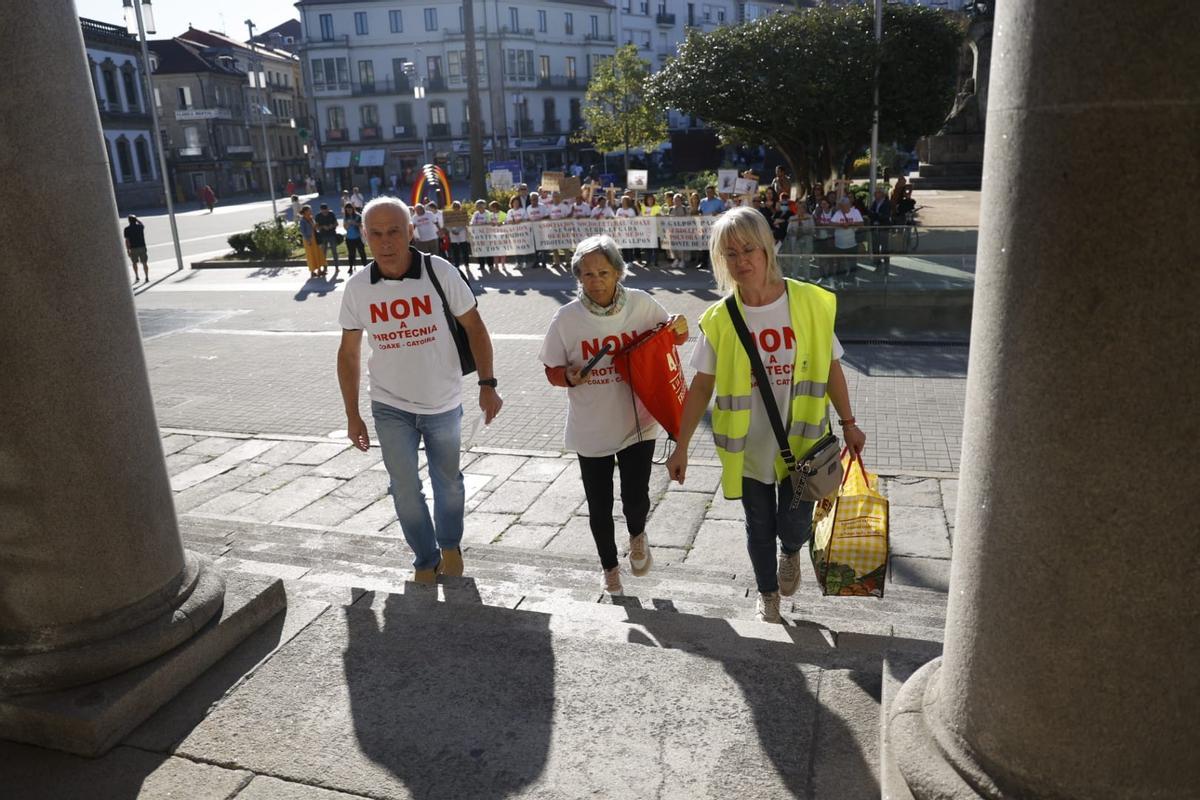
[724,292,842,506]
[423,253,477,375]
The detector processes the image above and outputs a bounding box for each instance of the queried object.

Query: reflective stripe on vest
[791,380,827,401]
[715,394,753,411]
[788,419,828,441]
[712,433,748,453]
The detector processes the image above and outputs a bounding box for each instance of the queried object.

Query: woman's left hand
[668,314,688,337]
[843,424,867,457]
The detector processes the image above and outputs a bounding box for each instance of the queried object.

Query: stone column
[0,1,225,696]
[888,3,1200,797]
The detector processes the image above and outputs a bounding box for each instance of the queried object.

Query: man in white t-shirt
[525,192,549,269]
[411,204,440,255]
[337,197,503,584]
[830,195,863,275]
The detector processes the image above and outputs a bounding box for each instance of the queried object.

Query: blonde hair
[709,207,783,295]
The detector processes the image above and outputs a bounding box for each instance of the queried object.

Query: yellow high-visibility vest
[698,278,836,499]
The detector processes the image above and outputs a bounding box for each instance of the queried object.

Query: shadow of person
[343,581,555,800]
[616,601,880,798]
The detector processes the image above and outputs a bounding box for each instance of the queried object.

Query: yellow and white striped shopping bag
[810,451,890,597]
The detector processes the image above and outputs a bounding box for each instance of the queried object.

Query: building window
[319,14,334,40]
[538,55,550,79]
[638,30,651,49]
[153,87,161,108]
[621,0,631,12]
[538,9,547,32]
[717,7,726,22]
[354,12,368,35]
[505,49,535,81]
[358,60,374,90]
[312,58,325,87]
[328,106,345,129]
[115,138,134,180]
[122,69,139,111]
[565,57,576,79]
[623,28,633,45]
[570,97,582,127]
[424,8,437,31]
[389,10,403,33]
[429,101,447,125]
[590,15,599,36]
[177,85,192,109]
[543,97,555,129]
[393,57,413,87]
[640,0,650,13]
[336,58,350,86]
[564,12,573,35]
[509,7,519,30]
[362,104,378,126]
[395,102,414,127]
[184,126,201,148]
[134,137,152,177]
[427,56,443,81]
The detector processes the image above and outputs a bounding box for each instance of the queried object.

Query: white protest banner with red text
[468,224,536,256]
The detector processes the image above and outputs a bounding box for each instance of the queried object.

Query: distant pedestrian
[446,200,471,277]
[314,203,340,272]
[369,175,382,198]
[286,178,296,196]
[336,197,503,584]
[200,184,217,213]
[123,215,149,282]
[350,186,366,211]
[411,204,440,255]
[305,176,316,193]
[288,194,301,222]
[343,203,366,274]
[298,205,326,278]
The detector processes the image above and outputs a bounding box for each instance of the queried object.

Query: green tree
[645,5,961,190]
[577,44,668,175]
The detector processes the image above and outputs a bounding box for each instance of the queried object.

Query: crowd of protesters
[268,166,917,285]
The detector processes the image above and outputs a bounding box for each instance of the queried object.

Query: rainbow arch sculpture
[410,163,452,208]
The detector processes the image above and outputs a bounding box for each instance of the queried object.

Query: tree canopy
[578,44,668,173]
[645,5,962,189]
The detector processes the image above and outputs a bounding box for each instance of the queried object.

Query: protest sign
[540,171,565,192]
[717,170,738,193]
[468,223,535,257]
[734,177,758,195]
[627,169,649,191]
[489,170,514,190]
[442,209,470,228]
[532,219,580,251]
[559,176,582,199]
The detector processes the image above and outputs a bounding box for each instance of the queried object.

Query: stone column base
[887,658,1005,798]
[0,572,286,757]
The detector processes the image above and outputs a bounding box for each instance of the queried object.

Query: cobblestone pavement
[136,266,966,474]
[163,430,956,594]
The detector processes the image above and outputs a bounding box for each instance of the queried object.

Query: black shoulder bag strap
[724,291,799,475]
[423,253,477,375]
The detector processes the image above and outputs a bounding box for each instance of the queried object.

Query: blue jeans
[372,401,464,571]
[740,477,815,594]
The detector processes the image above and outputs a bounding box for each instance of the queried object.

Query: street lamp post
[414,82,428,166]
[512,92,524,163]
[122,0,184,272]
[245,20,279,223]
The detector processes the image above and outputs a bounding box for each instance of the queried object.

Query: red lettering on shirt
[580,328,647,361]
[368,295,434,323]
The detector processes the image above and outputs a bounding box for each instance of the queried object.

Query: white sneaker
[778,551,802,597]
[628,532,653,577]
[604,565,624,596]
[756,591,782,624]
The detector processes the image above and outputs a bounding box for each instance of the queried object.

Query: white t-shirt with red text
[691,292,844,483]
[539,289,669,457]
[412,211,439,242]
[338,252,476,415]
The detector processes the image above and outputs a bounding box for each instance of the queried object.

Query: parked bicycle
[898,204,925,253]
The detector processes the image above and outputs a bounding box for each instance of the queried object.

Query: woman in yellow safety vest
[666,207,867,623]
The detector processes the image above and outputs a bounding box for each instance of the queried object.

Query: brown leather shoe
[440,547,464,577]
[412,565,439,585]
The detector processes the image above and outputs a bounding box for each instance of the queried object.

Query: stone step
[165,588,887,799]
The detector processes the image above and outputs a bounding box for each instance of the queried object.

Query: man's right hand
[347,416,370,451]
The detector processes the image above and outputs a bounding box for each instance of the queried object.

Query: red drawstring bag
[613,323,686,439]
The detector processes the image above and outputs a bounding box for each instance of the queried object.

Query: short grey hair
[362,196,411,227]
[570,234,629,279]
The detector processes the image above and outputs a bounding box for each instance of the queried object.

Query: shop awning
[358,149,386,167]
[324,151,352,169]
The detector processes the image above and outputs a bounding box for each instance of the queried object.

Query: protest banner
[442,209,470,228]
[468,223,535,256]
[658,216,715,251]
[540,171,565,192]
[532,219,580,251]
[717,169,738,193]
[489,170,514,190]
[627,169,649,191]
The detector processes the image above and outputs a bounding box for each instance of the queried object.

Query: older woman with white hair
[665,207,866,623]
[539,235,688,595]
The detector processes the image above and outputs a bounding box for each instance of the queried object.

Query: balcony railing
[393,124,419,139]
[460,121,487,136]
[306,34,349,46]
[512,118,534,135]
[325,127,349,141]
[442,26,488,39]
[536,75,583,90]
[585,33,615,42]
[499,26,536,37]
[426,76,448,92]
[569,117,584,132]
[542,119,561,134]
[359,125,382,140]
[352,76,410,97]
[428,123,450,137]
[312,80,352,93]
[656,12,676,25]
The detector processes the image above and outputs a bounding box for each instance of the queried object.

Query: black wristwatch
[478,378,498,388]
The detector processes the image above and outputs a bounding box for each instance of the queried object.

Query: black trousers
[577,439,655,570]
[346,237,367,267]
[450,241,470,269]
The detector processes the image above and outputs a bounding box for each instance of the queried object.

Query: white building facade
[297,0,618,187]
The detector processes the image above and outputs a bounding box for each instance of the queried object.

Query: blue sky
[75,0,299,40]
